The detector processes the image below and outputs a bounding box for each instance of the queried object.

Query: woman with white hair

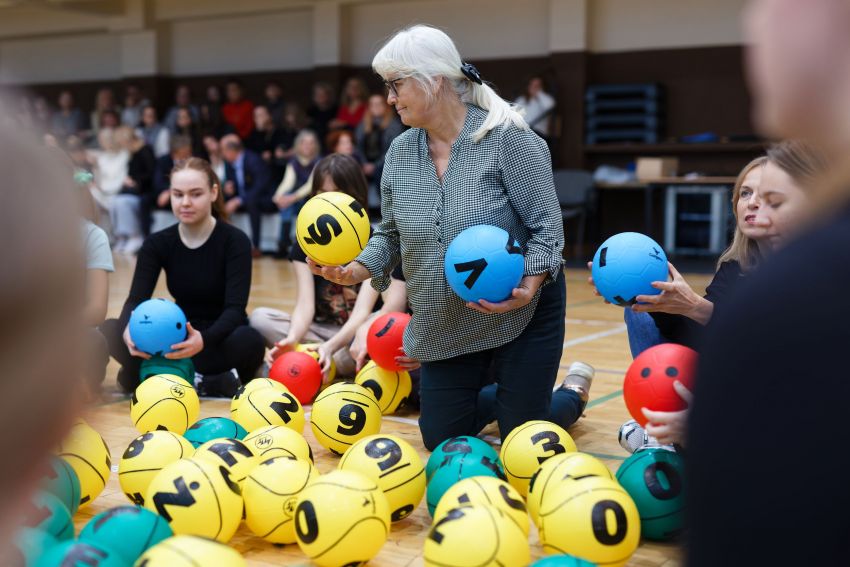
[311,25,592,450]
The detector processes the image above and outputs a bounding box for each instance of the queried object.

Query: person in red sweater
[222,79,255,139]
[330,77,369,130]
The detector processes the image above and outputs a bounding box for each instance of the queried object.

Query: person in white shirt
[514,76,556,140]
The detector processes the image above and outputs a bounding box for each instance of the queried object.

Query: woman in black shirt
[101,157,265,396]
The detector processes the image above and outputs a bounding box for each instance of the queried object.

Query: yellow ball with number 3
[338,434,425,522]
[500,420,577,496]
[295,191,370,266]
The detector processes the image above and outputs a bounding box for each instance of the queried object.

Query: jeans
[418,271,570,451]
[624,309,665,358]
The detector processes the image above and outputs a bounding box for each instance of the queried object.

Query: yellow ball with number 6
[295,191,370,266]
[338,434,425,522]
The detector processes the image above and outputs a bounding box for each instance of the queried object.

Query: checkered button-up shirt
[356,104,564,362]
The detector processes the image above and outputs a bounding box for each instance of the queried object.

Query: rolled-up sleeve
[356,143,402,292]
[500,128,564,281]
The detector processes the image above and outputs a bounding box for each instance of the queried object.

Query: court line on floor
[586,452,627,461]
[563,324,626,348]
[587,388,624,409]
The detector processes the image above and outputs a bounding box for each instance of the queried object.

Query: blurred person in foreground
[0,98,85,561]
[687,1,850,564]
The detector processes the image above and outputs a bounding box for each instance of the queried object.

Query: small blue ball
[591,232,668,306]
[129,299,188,356]
[425,436,500,480]
[426,452,506,516]
[530,555,597,566]
[444,225,524,303]
[34,540,128,567]
[80,505,172,564]
[184,417,247,448]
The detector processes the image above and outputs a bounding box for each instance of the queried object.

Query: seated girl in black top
[589,142,821,448]
[101,157,265,396]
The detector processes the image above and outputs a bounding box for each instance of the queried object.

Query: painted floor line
[587,388,624,409]
[563,324,627,348]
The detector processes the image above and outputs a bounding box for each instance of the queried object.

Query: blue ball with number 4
[444,225,524,303]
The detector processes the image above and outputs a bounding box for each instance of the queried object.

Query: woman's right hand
[586,261,611,304]
[350,324,370,372]
[267,336,297,365]
[123,323,151,360]
[306,259,370,287]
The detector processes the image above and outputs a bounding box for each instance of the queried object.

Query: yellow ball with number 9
[500,420,577,496]
[295,191,370,266]
[338,434,425,522]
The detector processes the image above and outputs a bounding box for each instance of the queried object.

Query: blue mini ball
[426,452,506,516]
[591,232,668,306]
[183,417,247,448]
[80,505,172,564]
[129,298,187,356]
[530,555,597,566]
[444,225,524,303]
[425,436,500,481]
[34,540,128,567]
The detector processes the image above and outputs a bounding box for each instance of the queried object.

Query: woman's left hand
[165,322,204,359]
[313,342,336,383]
[394,348,421,372]
[632,262,706,317]
[466,274,546,314]
[641,380,693,446]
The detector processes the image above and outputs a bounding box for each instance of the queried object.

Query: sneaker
[618,419,666,454]
[195,369,241,398]
[555,361,595,403]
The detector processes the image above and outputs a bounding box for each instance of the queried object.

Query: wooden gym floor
[78,255,711,566]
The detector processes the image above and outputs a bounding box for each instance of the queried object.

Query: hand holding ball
[591,232,668,306]
[444,225,524,303]
[129,299,188,355]
[295,191,370,266]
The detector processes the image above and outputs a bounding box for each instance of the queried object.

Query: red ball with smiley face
[623,343,697,427]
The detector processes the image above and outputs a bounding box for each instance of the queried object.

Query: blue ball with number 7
[444,225,524,303]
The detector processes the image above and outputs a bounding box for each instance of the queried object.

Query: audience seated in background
[173,107,204,157]
[136,105,170,158]
[274,103,305,164]
[273,129,322,256]
[149,134,194,234]
[246,105,287,186]
[222,79,255,139]
[121,84,149,128]
[327,129,363,164]
[356,93,404,183]
[307,82,338,153]
[515,76,556,143]
[200,84,229,138]
[330,77,369,131]
[221,133,273,256]
[89,88,121,138]
[264,81,285,126]
[51,89,85,139]
[202,133,227,187]
[164,84,200,134]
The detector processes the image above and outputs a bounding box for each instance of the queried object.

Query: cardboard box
[636,157,679,180]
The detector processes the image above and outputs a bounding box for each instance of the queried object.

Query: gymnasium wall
[0,0,754,168]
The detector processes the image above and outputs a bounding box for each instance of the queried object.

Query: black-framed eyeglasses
[383,78,404,97]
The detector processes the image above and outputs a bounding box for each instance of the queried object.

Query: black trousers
[244,197,277,250]
[418,271,568,450]
[100,318,265,391]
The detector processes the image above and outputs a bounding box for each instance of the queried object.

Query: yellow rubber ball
[230,378,288,415]
[57,420,111,509]
[500,420,577,496]
[294,470,390,567]
[242,425,313,462]
[130,374,200,435]
[193,438,258,487]
[244,457,319,544]
[310,383,382,455]
[133,535,246,566]
[527,452,614,527]
[295,191,371,266]
[144,458,243,543]
[538,476,641,567]
[424,504,529,567]
[119,430,194,506]
[296,343,337,382]
[433,476,529,536]
[354,360,412,415]
[232,386,305,434]
[339,434,425,522]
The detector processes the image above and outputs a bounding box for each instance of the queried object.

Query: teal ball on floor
[425,436,500,481]
[40,457,82,516]
[530,554,597,566]
[426,452,506,516]
[34,540,129,567]
[80,505,172,564]
[26,492,74,542]
[14,528,59,567]
[183,417,247,448]
[616,448,686,541]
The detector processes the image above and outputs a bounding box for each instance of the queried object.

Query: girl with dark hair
[101,157,265,396]
[251,154,411,381]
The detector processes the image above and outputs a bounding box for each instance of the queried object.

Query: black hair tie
[461,62,483,85]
